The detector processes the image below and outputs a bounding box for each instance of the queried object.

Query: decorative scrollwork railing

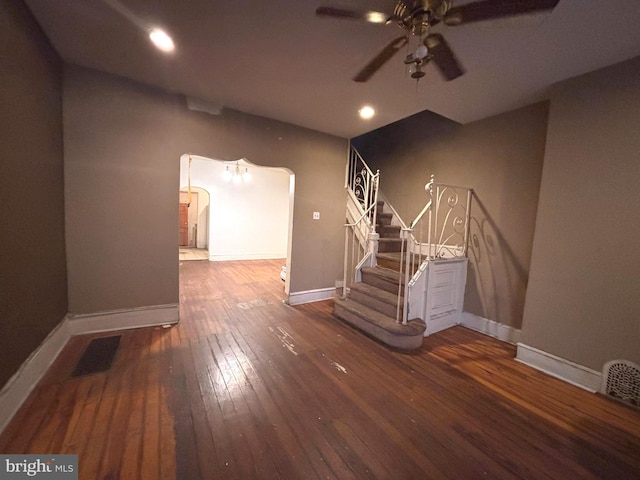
[409,175,472,261]
[342,145,380,297]
[397,175,472,324]
[346,146,379,225]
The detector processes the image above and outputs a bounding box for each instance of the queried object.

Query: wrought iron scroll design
[347,147,378,224]
[431,183,470,259]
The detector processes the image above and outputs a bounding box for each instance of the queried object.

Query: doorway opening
[178,154,295,295]
[179,186,210,261]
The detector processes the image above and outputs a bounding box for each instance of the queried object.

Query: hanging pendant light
[223,161,251,184]
[223,165,233,182]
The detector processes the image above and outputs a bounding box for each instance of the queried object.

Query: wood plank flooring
[1,258,639,479]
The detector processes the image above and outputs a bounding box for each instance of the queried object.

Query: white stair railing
[342,149,473,328]
[342,145,380,297]
[398,176,473,324]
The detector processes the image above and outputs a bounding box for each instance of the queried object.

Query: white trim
[0,316,70,433]
[209,253,287,261]
[0,303,179,434]
[426,311,459,336]
[460,312,521,344]
[287,287,335,305]
[515,343,601,392]
[67,303,179,335]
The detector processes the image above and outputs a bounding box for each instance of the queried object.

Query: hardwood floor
[1,259,639,479]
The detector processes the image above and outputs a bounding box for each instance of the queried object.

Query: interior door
[179,203,189,246]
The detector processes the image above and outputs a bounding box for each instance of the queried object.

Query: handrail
[350,145,376,179]
[378,191,409,230]
[345,182,379,227]
[409,200,432,229]
[409,175,435,228]
[432,182,474,191]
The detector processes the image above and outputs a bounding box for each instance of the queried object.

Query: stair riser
[333,304,423,350]
[376,257,403,271]
[379,231,400,239]
[349,290,402,319]
[377,214,392,226]
[377,225,400,233]
[376,257,421,275]
[361,271,404,296]
[378,240,403,253]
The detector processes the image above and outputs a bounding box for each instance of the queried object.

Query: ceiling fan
[315,0,560,82]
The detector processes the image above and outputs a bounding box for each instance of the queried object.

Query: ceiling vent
[601,360,640,408]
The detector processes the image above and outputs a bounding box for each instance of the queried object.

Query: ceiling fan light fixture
[358,106,375,119]
[365,11,387,24]
[149,28,175,53]
[414,44,429,60]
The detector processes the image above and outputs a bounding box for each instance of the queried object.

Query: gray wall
[0,0,67,387]
[64,66,347,314]
[353,103,549,329]
[521,56,640,370]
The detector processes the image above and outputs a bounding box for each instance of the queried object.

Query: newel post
[367,232,379,268]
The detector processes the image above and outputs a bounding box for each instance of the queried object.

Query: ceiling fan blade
[425,34,465,81]
[353,36,408,82]
[444,0,560,26]
[315,6,388,23]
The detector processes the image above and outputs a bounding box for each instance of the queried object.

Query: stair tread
[334,297,425,336]
[377,252,404,261]
[376,252,424,273]
[361,266,405,284]
[350,282,402,305]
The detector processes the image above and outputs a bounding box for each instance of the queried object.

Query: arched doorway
[178,154,295,294]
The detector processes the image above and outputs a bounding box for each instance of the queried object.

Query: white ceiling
[24,0,640,138]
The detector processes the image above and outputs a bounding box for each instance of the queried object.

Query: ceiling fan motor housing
[394,0,451,34]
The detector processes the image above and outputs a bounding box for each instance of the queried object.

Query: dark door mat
[72,335,122,377]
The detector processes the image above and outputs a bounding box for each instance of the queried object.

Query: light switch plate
[313,211,320,220]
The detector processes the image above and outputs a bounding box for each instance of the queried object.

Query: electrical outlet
[313,211,320,220]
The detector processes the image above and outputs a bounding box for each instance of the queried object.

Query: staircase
[334,146,471,351]
[334,200,427,350]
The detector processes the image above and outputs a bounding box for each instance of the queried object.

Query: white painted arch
[179,154,295,295]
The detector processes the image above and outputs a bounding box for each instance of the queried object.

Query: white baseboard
[209,253,287,262]
[67,303,179,335]
[0,316,70,434]
[287,287,335,305]
[515,343,601,392]
[460,312,521,344]
[0,303,179,435]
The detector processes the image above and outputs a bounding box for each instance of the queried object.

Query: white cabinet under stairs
[407,257,468,336]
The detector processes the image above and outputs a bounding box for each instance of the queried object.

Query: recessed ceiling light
[149,28,175,53]
[359,106,375,119]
